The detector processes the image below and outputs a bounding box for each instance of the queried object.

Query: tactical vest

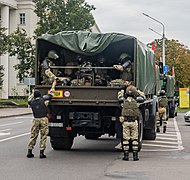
[30,98,48,118]
[121,97,141,117]
[159,97,168,108]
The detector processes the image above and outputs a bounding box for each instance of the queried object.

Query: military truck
[35,31,172,150]
[164,75,178,118]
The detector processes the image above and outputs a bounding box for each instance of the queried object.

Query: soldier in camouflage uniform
[113,53,133,82]
[41,50,70,85]
[118,85,144,161]
[26,80,56,159]
[156,90,168,133]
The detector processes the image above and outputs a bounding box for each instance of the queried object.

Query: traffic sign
[163,65,168,74]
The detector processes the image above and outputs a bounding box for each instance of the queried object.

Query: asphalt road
[0,113,190,180]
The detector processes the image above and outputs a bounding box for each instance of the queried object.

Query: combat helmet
[126,85,137,97]
[160,90,166,96]
[48,50,59,59]
[119,53,130,63]
[34,89,41,98]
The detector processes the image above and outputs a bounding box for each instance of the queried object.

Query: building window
[19,13,26,25]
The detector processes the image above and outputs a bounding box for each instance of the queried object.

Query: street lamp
[142,13,166,67]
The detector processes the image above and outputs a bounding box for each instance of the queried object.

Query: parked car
[184,111,190,123]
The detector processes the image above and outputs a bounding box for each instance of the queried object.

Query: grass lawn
[177,108,190,113]
[0,99,28,106]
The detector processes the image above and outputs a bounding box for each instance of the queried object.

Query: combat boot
[123,151,129,161]
[39,150,46,159]
[156,127,160,133]
[163,126,166,133]
[27,149,34,158]
[133,151,139,161]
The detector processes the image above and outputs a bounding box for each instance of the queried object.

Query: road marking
[0,121,24,127]
[0,132,11,136]
[156,137,178,141]
[144,140,178,145]
[173,117,184,150]
[142,143,178,148]
[0,132,30,143]
[0,128,11,132]
[142,117,184,152]
[156,133,177,137]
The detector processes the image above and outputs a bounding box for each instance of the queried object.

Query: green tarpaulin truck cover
[37,31,157,95]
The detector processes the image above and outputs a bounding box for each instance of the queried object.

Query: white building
[0,0,37,99]
[0,0,100,99]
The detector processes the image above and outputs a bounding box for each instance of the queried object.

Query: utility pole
[143,13,166,67]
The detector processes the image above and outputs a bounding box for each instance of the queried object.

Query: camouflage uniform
[27,81,55,158]
[41,53,70,85]
[120,97,141,152]
[118,85,144,161]
[28,117,49,150]
[156,96,168,133]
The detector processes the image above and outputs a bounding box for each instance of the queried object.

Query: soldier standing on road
[26,80,56,159]
[118,85,143,161]
[156,90,168,133]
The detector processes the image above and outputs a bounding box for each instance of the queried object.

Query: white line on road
[143,140,178,145]
[0,132,30,143]
[156,133,177,137]
[142,143,178,148]
[0,128,12,132]
[156,137,178,141]
[0,132,11,136]
[0,121,24,127]
[142,117,184,152]
[173,117,184,150]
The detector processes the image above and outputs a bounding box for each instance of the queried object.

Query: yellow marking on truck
[48,90,63,98]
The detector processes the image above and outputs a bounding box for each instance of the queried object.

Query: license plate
[48,122,63,127]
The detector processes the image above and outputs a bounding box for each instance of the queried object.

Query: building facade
[0,0,100,99]
[0,0,37,99]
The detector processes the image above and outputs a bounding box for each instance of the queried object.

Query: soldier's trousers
[156,107,167,128]
[122,120,138,151]
[28,117,49,150]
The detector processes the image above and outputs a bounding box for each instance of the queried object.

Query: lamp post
[143,13,166,67]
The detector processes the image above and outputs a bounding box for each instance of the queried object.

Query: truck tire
[143,129,156,140]
[143,116,156,140]
[50,136,74,150]
[85,134,101,140]
[169,108,175,118]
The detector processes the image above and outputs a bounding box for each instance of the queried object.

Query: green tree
[0,26,8,55]
[0,65,4,89]
[0,26,8,89]
[33,0,96,37]
[152,39,190,87]
[7,28,35,82]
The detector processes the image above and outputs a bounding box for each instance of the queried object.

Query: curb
[0,112,32,119]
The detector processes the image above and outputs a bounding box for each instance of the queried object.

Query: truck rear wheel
[50,136,74,150]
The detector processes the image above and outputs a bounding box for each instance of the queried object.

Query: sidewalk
[0,107,32,118]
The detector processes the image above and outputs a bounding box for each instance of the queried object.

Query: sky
[86,0,190,48]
